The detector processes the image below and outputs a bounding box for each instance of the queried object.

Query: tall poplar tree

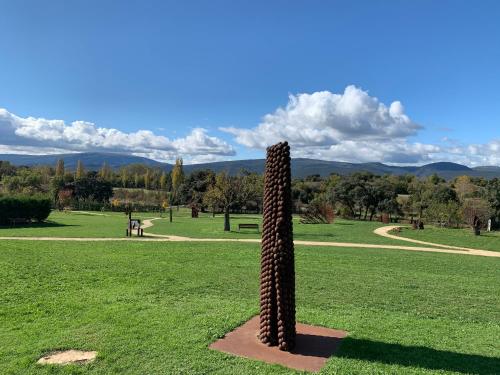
[160,171,167,190]
[121,168,128,188]
[144,169,151,190]
[99,162,111,181]
[171,158,184,206]
[75,160,85,179]
[55,159,65,177]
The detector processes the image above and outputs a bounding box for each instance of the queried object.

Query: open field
[395,226,500,252]
[0,209,484,251]
[0,211,158,238]
[1,240,499,374]
[1,210,499,373]
[2,209,499,254]
[0,209,398,246]
[145,210,402,245]
[2,209,397,246]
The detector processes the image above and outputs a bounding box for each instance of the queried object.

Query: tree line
[1,159,499,231]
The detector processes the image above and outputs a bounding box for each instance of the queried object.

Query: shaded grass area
[1,240,499,374]
[396,226,500,252]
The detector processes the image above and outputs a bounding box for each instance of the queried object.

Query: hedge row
[0,196,52,225]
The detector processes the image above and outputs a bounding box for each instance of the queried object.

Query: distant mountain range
[1,152,500,180]
[0,152,165,170]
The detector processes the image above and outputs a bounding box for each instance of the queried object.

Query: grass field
[1,209,395,246]
[1,210,499,373]
[1,240,499,374]
[395,226,500,252]
[0,211,157,238]
[3,209,499,253]
[0,209,450,249]
[145,210,412,245]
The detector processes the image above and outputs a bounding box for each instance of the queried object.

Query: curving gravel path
[374,225,477,250]
[373,225,498,257]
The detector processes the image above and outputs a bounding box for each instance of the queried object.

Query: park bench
[238,223,259,232]
[10,218,30,227]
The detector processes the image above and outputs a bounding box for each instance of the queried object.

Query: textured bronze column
[259,141,296,351]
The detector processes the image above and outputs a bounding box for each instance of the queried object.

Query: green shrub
[0,195,52,225]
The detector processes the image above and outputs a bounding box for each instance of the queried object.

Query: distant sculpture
[191,204,199,218]
[473,215,481,236]
[412,219,424,230]
[259,141,296,351]
[381,213,390,224]
[300,201,334,224]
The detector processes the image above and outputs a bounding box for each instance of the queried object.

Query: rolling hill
[1,152,499,180]
[0,152,167,171]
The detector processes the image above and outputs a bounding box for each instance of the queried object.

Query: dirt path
[142,218,161,230]
[373,225,482,251]
[2,219,498,258]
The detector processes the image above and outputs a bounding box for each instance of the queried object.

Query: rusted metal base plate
[209,316,348,372]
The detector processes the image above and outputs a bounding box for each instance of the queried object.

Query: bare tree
[204,172,239,231]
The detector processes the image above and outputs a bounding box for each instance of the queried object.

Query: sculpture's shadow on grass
[338,337,500,375]
[291,333,344,358]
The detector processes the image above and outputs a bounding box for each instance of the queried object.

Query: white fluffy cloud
[455,140,500,166]
[221,85,500,166]
[0,108,235,163]
[295,139,496,166]
[293,141,441,164]
[2,84,499,167]
[221,85,421,149]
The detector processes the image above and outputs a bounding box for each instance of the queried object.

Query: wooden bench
[238,223,259,232]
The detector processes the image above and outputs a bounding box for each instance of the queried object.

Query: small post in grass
[125,208,132,237]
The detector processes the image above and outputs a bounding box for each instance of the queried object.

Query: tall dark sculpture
[259,141,296,351]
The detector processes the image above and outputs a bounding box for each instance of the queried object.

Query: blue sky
[0,0,499,165]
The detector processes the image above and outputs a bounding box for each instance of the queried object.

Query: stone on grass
[37,350,97,365]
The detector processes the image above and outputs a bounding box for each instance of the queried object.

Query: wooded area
[1,158,499,231]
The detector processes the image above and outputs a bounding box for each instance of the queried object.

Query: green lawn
[0,209,410,246]
[1,240,499,374]
[2,209,499,253]
[0,211,157,238]
[147,211,403,244]
[395,226,500,252]
[0,209,418,250]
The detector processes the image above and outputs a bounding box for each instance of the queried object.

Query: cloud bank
[0,108,235,163]
[222,85,420,148]
[1,85,499,166]
[221,86,499,166]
